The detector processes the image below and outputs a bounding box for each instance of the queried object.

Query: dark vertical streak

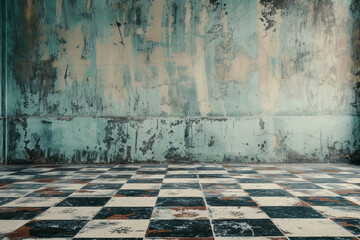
[1,0,7,165]
[115,19,125,47]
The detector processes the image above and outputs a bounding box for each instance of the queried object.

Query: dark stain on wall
[259,0,284,33]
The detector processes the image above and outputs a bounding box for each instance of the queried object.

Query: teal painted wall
[3,0,360,163]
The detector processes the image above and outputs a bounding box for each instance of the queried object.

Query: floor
[0,164,360,239]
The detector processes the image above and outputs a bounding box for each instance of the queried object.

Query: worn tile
[162,183,201,189]
[204,189,249,197]
[209,206,268,219]
[106,197,157,207]
[156,197,205,207]
[159,189,203,197]
[82,183,124,189]
[245,189,292,197]
[260,206,324,218]
[25,187,74,197]
[237,178,273,183]
[115,189,159,197]
[5,220,88,238]
[312,206,360,218]
[272,219,353,237]
[252,197,304,206]
[332,189,360,197]
[277,183,323,189]
[163,178,199,183]
[239,184,282,189]
[126,178,163,183]
[199,178,238,184]
[70,189,117,197]
[206,197,257,206]
[146,220,213,238]
[151,206,208,220]
[316,183,360,190]
[4,197,64,207]
[36,207,101,220]
[94,207,153,219]
[0,197,18,206]
[0,207,48,219]
[287,189,340,197]
[56,197,111,207]
[201,183,240,189]
[75,220,149,238]
[333,219,360,235]
[121,183,162,189]
[212,219,283,237]
[299,197,358,206]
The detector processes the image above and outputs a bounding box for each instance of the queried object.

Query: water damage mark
[259,118,265,130]
[208,136,215,147]
[24,134,46,164]
[139,134,156,155]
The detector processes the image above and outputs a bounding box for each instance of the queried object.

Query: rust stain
[147,229,173,234]
[171,207,206,211]
[5,224,33,238]
[306,197,358,205]
[0,207,43,213]
[76,190,94,193]
[105,213,135,219]
[34,188,67,195]
[221,197,237,200]
[33,177,59,183]
[338,221,359,228]
[333,190,360,195]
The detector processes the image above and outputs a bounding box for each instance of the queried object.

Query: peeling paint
[2,0,360,163]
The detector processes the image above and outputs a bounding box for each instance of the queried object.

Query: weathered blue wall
[3,0,360,163]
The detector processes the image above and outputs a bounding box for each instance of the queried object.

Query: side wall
[4,0,360,164]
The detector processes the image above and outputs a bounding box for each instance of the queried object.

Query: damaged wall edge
[6,115,360,164]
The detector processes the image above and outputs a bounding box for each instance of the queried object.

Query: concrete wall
[3,0,360,164]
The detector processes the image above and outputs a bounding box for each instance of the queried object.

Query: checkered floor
[0,164,360,239]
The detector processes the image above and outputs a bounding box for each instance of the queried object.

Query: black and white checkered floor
[1,163,360,239]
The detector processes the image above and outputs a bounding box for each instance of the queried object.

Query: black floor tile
[198,174,230,178]
[146,220,213,237]
[333,218,360,235]
[237,178,272,183]
[0,197,17,206]
[260,206,325,218]
[156,197,205,207]
[56,197,111,206]
[165,174,198,178]
[201,183,241,189]
[126,178,163,183]
[115,189,159,197]
[212,219,284,237]
[5,220,88,238]
[206,197,257,206]
[25,187,74,197]
[94,207,153,219]
[245,189,293,197]
[0,207,48,219]
[82,183,123,189]
[278,183,324,189]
